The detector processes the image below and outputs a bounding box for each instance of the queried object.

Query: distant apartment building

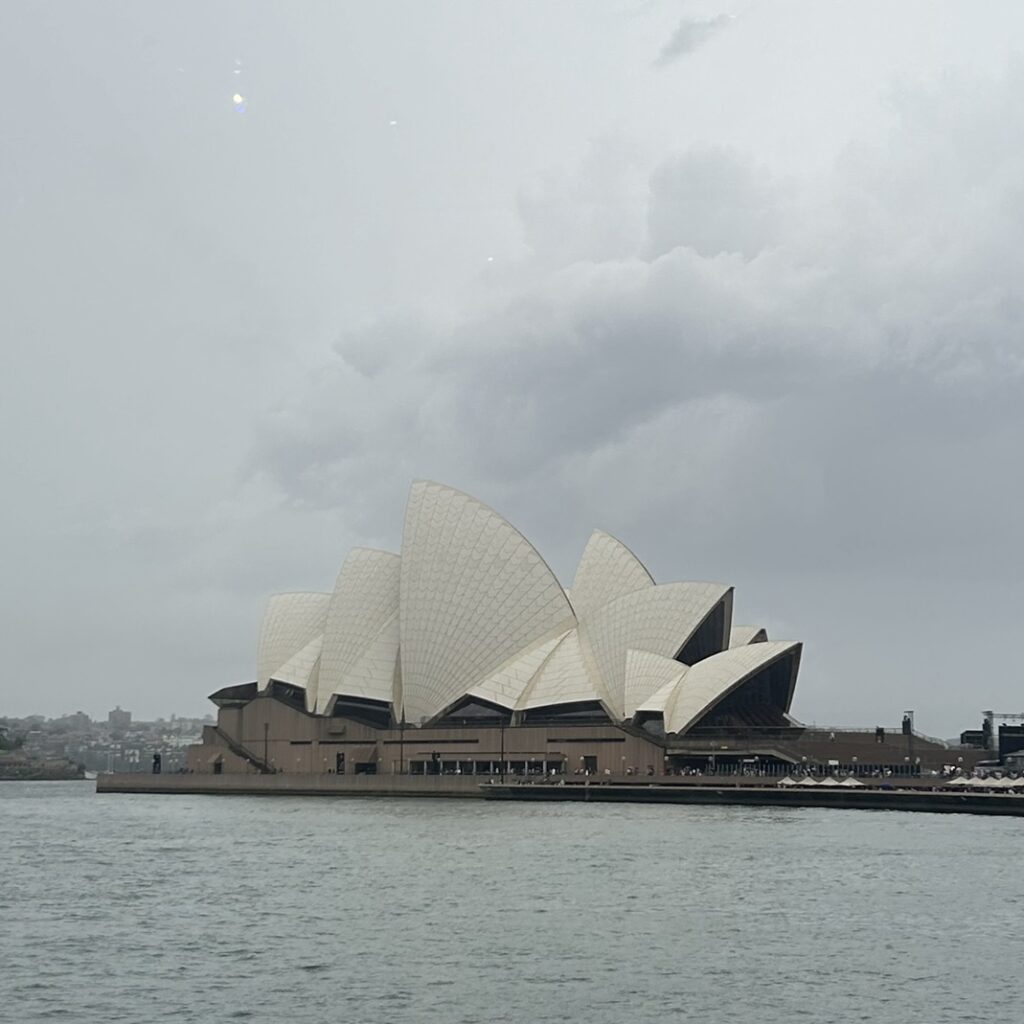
[108,706,132,730]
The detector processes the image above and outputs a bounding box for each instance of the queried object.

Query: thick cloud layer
[2,2,1022,733]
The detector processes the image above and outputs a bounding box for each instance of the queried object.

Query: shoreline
[480,781,1024,816]
[97,772,484,798]
[95,773,1024,815]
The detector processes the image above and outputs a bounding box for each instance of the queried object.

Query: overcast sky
[2,1,1023,735]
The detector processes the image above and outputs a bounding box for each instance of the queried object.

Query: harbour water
[3,782,1021,1023]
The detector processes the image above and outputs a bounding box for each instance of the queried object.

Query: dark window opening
[407,759,567,776]
[435,696,512,726]
[331,696,392,729]
[269,681,306,709]
[999,725,1024,759]
[675,599,728,667]
[685,654,797,735]
[635,711,666,738]
[521,701,610,725]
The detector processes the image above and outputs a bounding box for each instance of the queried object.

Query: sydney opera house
[188,481,959,779]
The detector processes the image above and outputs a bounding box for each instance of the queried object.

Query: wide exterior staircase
[207,725,275,774]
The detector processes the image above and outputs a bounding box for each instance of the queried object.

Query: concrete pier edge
[96,773,1024,815]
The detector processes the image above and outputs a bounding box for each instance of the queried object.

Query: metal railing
[794,724,951,747]
[662,763,927,779]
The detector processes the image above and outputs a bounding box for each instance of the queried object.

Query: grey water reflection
[2,782,1020,1023]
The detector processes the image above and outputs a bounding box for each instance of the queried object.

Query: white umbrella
[839,777,865,787]
[796,776,819,787]
[966,776,991,788]
[777,776,798,787]
[818,777,841,787]
[990,776,1016,789]
[945,776,970,787]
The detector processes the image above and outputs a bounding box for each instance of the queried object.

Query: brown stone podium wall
[188,694,665,778]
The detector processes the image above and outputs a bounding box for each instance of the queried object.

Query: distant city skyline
[4,708,214,724]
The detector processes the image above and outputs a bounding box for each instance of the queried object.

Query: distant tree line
[0,724,26,751]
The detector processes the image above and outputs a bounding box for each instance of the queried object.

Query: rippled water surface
[3,782,1022,1023]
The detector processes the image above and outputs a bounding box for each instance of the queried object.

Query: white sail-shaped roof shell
[257,592,331,691]
[315,548,401,713]
[399,481,577,724]
[663,640,801,736]
[729,625,768,647]
[623,649,688,718]
[578,582,732,720]
[570,530,654,621]
[515,630,600,710]
[466,631,572,710]
[318,620,399,714]
[636,676,683,715]
[269,635,323,712]
[248,483,804,731]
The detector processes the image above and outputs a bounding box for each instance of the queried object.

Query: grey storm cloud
[654,14,734,66]
[262,65,1024,517]
[646,147,785,258]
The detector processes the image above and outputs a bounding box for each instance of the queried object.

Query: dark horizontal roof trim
[317,740,380,745]
[546,736,626,743]
[382,737,479,746]
[208,681,258,702]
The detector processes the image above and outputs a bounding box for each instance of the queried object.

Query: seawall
[96,773,1024,815]
[481,781,1024,816]
[97,773,484,798]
